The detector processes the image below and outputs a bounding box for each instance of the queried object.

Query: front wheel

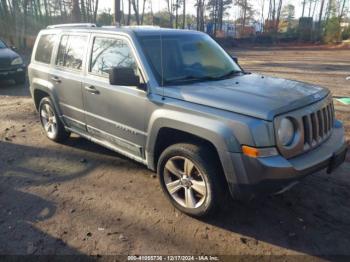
[39,97,70,142]
[157,143,226,217]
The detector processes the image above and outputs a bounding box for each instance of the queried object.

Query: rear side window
[56,35,87,71]
[35,34,56,64]
[90,37,136,78]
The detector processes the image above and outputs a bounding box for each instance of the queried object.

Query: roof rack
[121,25,160,29]
[47,23,97,29]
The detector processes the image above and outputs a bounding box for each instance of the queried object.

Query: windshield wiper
[215,70,243,80]
[164,70,243,85]
[164,75,216,85]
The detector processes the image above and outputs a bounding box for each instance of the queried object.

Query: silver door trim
[66,126,147,165]
[60,102,147,136]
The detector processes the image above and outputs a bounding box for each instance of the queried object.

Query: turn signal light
[242,145,278,158]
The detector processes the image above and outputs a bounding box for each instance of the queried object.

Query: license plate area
[327,146,348,174]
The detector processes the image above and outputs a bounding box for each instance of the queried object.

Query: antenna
[160,29,165,99]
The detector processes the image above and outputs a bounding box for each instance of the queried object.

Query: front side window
[0,40,7,49]
[90,37,136,78]
[56,35,87,70]
[139,33,242,85]
[35,34,56,64]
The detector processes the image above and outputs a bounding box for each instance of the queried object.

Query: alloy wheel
[163,156,208,209]
[40,103,58,139]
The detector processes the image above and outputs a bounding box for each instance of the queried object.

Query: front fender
[146,109,241,155]
[145,109,243,197]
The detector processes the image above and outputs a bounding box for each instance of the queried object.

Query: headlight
[277,118,295,146]
[11,57,23,65]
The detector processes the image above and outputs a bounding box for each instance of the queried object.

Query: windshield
[0,40,7,49]
[138,33,242,86]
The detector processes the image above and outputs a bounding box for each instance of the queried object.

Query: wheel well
[153,128,222,172]
[33,89,49,110]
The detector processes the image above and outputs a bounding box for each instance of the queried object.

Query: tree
[207,0,232,35]
[281,4,295,32]
[235,0,254,36]
[323,0,341,42]
[72,0,81,22]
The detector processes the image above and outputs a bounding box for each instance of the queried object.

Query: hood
[0,48,19,60]
[162,73,329,121]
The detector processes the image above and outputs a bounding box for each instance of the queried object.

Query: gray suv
[28,24,347,217]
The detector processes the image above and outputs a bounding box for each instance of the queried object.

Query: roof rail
[121,25,160,29]
[47,23,97,29]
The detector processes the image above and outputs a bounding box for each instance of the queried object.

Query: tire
[14,72,26,85]
[38,97,70,142]
[157,143,227,217]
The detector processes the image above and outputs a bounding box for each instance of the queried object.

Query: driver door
[83,35,147,160]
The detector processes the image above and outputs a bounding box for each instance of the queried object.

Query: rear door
[29,33,57,99]
[83,34,148,160]
[49,33,89,132]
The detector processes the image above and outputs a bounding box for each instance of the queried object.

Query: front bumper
[229,121,347,199]
[0,65,26,79]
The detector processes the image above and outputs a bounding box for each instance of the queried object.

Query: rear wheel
[157,143,226,217]
[39,97,70,142]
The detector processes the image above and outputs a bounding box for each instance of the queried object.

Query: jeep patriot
[28,24,347,217]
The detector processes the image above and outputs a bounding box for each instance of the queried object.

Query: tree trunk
[218,0,223,31]
[22,0,29,49]
[275,0,283,33]
[301,0,306,17]
[81,0,86,22]
[132,0,140,25]
[72,0,81,23]
[167,0,173,27]
[127,0,131,25]
[182,0,186,29]
[94,0,99,22]
[175,0,179,28]
[141,0,146,25]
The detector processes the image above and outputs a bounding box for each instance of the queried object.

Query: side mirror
[109,67,141,87]
[346,76,350,81]
[11,46,17,51]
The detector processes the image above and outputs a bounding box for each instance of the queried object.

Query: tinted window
[0,40,6,49]
[139,34,242,85]
[35,34,56,64]
[56,35,87,70]
[90,37,136,77]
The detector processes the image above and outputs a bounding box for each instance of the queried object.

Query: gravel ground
[0,48,349,257]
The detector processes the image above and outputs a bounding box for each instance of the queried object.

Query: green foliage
[298,17,313,41]
[97,11,113,26]
[323,17,342,43]
[282,4,295,32]
[342,26,350,40]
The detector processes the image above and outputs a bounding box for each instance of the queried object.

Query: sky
[98,0,307,20]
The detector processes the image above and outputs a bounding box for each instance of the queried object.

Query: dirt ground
[0,48,349,258]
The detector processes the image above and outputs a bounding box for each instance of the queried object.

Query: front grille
[302,100,334,151]
[275,95,334,159]
[0,58,10,68]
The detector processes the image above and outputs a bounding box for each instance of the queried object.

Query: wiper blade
[164,71,243,85]
[164,75,215,84]
[215,70,242,80]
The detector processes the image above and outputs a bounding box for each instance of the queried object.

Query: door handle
[85,85,100,94]
[51,76,61,83]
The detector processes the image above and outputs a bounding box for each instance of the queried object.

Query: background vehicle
[28,25,347,217]
[0,39,26,84]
